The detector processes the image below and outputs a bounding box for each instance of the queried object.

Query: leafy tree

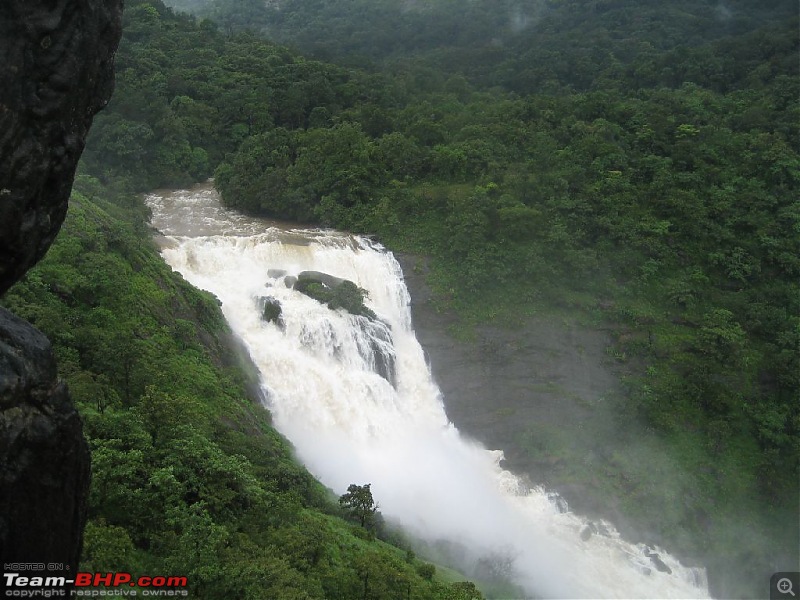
[339,483,378,529]
[81,520,137,572]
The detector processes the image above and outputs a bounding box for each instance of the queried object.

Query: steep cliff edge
[0,0,122,296]
[397,255,634,530]
[0,309,91,567]
[0,0,122,576]
[397,254,772,597]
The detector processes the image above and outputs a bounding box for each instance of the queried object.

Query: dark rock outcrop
[580,520,611,541]
[580,524,594,541]
[0,308,91,572]
[645,548,673,574]
[356,317,396,387]
[0,0,123,583]
[259,296,283,326]
[294,273,377,320]
[0,0,123,296]
[297,270,347,289]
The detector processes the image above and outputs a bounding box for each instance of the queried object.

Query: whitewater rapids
[146,184,710,599]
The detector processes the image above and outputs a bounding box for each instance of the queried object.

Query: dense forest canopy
[159,0,798,90]
[18,0,799,597]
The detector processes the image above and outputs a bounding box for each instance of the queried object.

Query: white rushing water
[146,184,710,599]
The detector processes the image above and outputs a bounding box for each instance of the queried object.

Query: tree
[339,483,377,529]
[443,581,485,600]
[81,520,137,572]
[288,122,383,216]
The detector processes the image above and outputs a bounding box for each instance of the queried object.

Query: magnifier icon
[778,578,795,597]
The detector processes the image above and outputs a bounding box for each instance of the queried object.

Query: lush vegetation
[35,0,800,597]
[161,0,796,82]
[295,278,376,319]
[339,484,379,531]
[1,185,484,599]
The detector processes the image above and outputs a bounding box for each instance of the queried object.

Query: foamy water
[146,184,710,599]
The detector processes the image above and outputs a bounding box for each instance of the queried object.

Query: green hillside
[1,186,484,599]
[16,0,798,597]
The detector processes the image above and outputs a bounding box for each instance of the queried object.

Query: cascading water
[146,184,710,599]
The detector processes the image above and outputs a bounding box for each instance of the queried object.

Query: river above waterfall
[146,183,710,599]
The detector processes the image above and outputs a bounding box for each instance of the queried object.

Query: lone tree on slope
[339,483,378,529]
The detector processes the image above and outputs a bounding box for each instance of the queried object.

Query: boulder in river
[645,547,673,574]
[547,491,569,514]
[259,296,283,327]
[294,271,376,319]
[580,522,596,541]
[297,270,346,289]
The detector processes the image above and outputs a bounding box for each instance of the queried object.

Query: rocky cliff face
[397,255,640,535]
[0,308,91,568]
[0,0,122,578]
[0,0,123,296]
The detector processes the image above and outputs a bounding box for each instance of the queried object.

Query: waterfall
[147,184,710,599]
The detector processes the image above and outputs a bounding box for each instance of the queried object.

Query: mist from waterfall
[146,185,710,599]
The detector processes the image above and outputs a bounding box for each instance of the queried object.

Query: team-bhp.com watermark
[3,568,188,598]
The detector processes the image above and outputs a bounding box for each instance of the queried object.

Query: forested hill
[160,0,797,91]
[72,0,798,598]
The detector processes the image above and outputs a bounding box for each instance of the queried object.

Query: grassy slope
[1,190,484,600]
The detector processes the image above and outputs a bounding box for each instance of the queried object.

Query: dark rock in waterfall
[0,308,91,577]
[372,338,396,385]
[259,296,283,327]
[356,317,396,387]
[548,491,569,514]
[0,0,123,587]
[294,277,333,302]
[294,273,377,320]
[297,314,396,386]
[645,547,673,574]
[0,0,123,296]
[297,270,346,289]
[284,275,297,288]
[267,268,287,279]
[579,520,611,541]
